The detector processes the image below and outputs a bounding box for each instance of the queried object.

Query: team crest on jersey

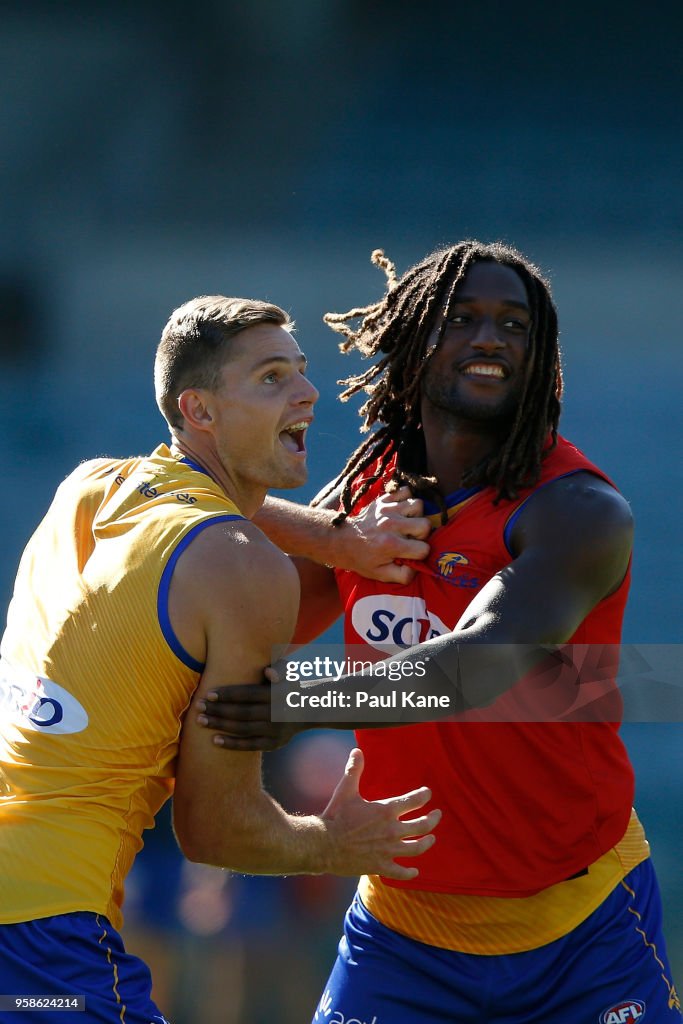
[435,552,480,588]
[351,594,448,652]
[0,661,89,734]
[436,551,469,576]
[600,1000,646,1023]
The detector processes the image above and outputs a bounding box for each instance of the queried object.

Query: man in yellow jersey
[200,245,682,1024]
[0,296,441,1024]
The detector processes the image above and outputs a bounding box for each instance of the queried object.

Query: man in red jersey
[200,244,681,1023]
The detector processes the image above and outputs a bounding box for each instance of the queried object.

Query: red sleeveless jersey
[335,436,634,897]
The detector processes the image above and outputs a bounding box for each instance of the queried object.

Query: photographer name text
[285,690,450,710]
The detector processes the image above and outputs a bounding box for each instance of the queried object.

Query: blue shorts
[0,912,169,1024]
[314,860,682,1024]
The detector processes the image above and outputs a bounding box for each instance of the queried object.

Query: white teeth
[463,364,505,378]
[285,421,309,433]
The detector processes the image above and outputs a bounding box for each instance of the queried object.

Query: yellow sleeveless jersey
[0,444,243,930]
[359,808,649,954]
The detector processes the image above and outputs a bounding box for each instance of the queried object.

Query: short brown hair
[154,295,291,429]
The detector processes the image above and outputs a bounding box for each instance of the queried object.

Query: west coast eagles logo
[436,552,469,577]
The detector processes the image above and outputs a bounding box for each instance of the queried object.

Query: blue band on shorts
[0,911,168,1024]
[313,860,682,1024]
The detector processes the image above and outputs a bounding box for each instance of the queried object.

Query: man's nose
[471,319,505,350]
[296,376,320,406]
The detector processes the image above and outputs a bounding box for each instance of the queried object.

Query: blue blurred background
[1,2,681,1020]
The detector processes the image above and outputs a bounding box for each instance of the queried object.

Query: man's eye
[504,319,529,330]
[263,372,279,384]
[447,315,469,325]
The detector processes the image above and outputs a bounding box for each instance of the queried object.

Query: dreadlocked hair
[313,241,563,520]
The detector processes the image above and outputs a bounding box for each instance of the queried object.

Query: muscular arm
[459,473,632,638]
[255,486,431,644]
[403,471,634,709]
[253,496,343,644]
[171,520,439,876]
[202,473,634,743]
[255,488,430,577]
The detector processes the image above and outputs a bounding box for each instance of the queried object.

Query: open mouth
[459,362,509,380]
[279,420,309,454]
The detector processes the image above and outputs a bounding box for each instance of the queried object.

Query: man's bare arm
[199,473,634,745]
[169,520,440,877]
[254,486,431,584]
[255,485,432,644]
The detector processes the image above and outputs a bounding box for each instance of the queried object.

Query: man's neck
[170,435,264,519]
[421,412,505,497]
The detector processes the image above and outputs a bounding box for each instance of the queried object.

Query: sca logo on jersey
[351,595,448,652]
[0,662,89,734]
[600,1000,646,1023]
[315,989,377,1024]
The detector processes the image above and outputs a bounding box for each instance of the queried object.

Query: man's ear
[177,388,214,432]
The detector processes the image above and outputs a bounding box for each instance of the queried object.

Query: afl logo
[600,1000,646,1023]
[0,662,89,734]
[436,552,469,577]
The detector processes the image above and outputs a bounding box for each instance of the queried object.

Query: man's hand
[319,747,441,880]
[196,683,442,879]
[337,485,431,584]
[196,670,288,751]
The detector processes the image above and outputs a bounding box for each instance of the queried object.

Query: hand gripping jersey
[0,444,243,930]
[335,436,649,953]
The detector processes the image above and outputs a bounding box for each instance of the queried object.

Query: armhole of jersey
[502,469,590,557]
[157,514,244,672]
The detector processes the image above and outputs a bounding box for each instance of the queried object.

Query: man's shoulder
[538,469,631,515]
[168,514,300,654]
[58,455,131,489]
[541,435,614,485]
[176,516,298,590]
[534,436,631,520]
[515,469,633,557]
